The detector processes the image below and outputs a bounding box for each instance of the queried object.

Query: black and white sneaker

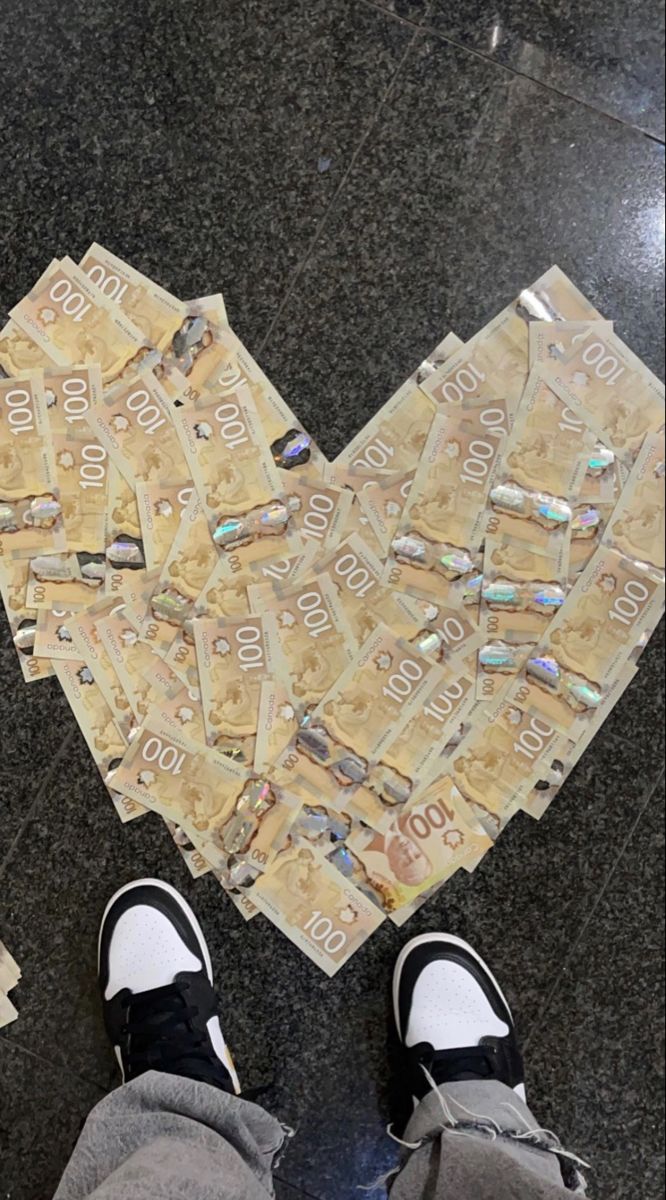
[393,933,525,1104]
[99,879,240,1094]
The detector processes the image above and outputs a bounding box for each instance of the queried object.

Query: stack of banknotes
[0,940,22,1027]
[1,248,664,975]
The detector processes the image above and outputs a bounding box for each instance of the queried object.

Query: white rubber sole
[98,878,241,1095]
[392,932,514,1042]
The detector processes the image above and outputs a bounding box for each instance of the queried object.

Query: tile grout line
[605,727,661,755]
[357,0,431,33]
[524,768,664,1052]
[0,1033,108,1098]
[274,1174,323,1200]
[359,0,664,144]
[418,21,666,144]
[0,724,78,881]
[585,715,664,758]
[258,22,425,357]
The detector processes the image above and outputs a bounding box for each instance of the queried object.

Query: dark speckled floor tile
[0,1040,104,1200]
[528,781,665,1200]
[426,0,665,137]
[261,34,665,461]
[0,0,411,346]
[602,616,665,774]
[0,648,76,856]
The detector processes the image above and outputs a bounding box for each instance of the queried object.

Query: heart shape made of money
[1,248,664,975]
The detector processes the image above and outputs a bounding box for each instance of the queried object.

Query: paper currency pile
[0,940,22,1028]
[1,249,664,976]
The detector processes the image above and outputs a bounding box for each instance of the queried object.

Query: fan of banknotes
[0,248,664,976]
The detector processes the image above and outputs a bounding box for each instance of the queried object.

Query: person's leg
[54,880,287,1200]
[388,935,588,1199]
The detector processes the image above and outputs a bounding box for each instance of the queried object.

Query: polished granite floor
[0,2,664,1198]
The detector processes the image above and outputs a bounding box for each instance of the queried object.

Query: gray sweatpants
[53,1071,586,1199]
